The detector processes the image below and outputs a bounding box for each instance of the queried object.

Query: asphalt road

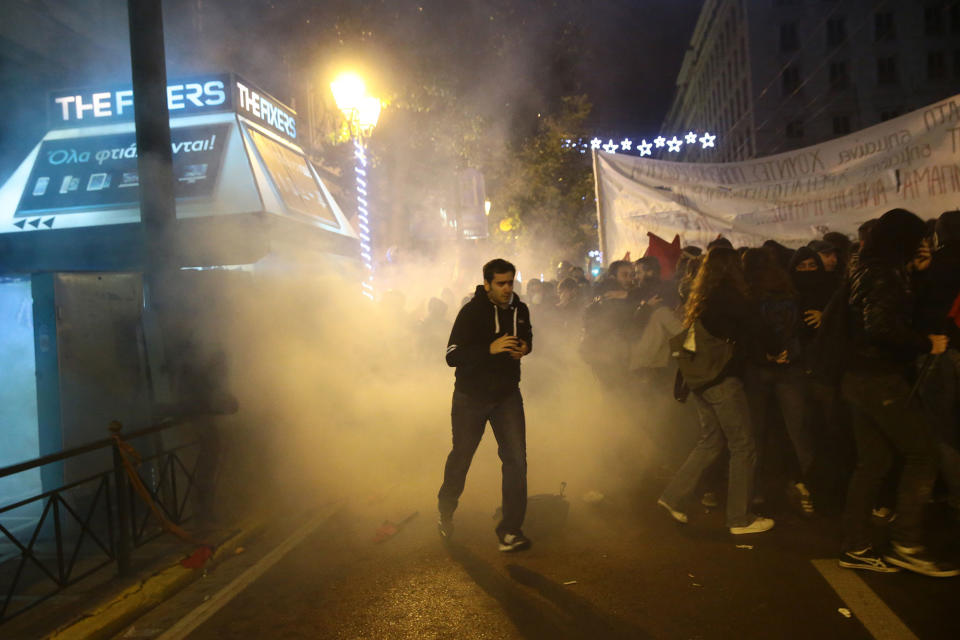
[115,481,960,640]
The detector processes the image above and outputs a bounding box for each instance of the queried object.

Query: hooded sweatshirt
[446,284,534,400]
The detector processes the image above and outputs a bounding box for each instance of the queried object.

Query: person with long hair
[839,209,958,576]
[657,247,778,535]
[741,248,815,516]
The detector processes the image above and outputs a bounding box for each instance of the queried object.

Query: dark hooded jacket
[789,247,834,348]
[847,210,932,372]
[446,285,533,400]
[914,210,960,343]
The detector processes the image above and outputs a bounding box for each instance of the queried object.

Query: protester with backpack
[657,247,780,535]
[839,208,958,577]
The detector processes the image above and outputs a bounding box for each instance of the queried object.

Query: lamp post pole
[331,74,380,300]
[351,122,375,300]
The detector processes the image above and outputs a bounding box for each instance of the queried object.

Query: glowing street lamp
[331,72,382,299]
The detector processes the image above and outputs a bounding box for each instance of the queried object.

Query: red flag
[643,232,683,279]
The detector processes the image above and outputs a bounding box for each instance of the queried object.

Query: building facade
[663,0,960,162]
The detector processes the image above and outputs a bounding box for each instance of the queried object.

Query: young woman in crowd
[657,247,779,535]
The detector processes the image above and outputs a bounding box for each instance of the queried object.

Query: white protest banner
[594,93,960,260]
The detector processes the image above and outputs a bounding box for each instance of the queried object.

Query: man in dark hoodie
[438,259,534,552]
[840,209,957,577]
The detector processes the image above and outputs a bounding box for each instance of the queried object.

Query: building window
[829,61,849,90]
[928,50,946,79]
[783,65,802,95]
[826,18,846,47]
[877,56,898,84]
[925,6,944,36]
[833,115,851,135]
[781,23,799,51]
[786,120,804,139]
[880,108,902,121]
[875,11,896,41]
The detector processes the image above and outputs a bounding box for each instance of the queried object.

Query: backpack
[668,319,735,392]
[807,279,851,384]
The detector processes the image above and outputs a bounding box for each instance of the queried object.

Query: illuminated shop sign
[48,73,298,143]
[49,74,232,127]
[235,80,297,141]
[16,123,230,218]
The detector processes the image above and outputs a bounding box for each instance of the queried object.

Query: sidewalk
[0,518,265,640]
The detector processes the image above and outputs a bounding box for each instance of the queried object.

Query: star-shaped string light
[602,139,619,153]
[590,137,602,150]
[620,138,633,151]
[638,139,652,156]
[684,131,698,144]
[666,136,683,152]
[699,132,716,149]
[653,136,666,148]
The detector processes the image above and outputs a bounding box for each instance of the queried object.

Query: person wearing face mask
[789,246,852,510]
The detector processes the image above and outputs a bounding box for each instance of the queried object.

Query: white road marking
[156,505,339,640]
[811,559,919,640]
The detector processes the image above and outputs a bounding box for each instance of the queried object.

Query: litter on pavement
[838,608,852,618]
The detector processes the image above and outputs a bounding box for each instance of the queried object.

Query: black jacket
[847,256,931,372]
[699,284,778,384]
[446,285,534,400]
[913,244,960,343]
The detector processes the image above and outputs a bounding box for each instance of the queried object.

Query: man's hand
[929,334,948,355]
[803,309,823,328]
[490,334,521,355]
[509,338,530,360]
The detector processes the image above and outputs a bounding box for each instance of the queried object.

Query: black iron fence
[0,419,206,623]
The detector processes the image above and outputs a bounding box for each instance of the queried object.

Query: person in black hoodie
[913,210,960,516]
[438,259,534,552]
[742,248,815,516]
[839,208,958,577]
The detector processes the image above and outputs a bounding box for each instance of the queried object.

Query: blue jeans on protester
[438,389,527,537]
[744,363,813,483]
[660,376,758,528]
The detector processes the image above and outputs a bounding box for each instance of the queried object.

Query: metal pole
[127,0,177,291]
[110,421,132,576]
[592,149,607,263]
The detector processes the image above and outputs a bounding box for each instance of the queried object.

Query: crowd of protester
[390,206,959,577]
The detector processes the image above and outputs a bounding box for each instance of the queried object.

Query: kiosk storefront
[0,74,359,504]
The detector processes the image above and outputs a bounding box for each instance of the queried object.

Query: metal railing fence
[0,419,206,623]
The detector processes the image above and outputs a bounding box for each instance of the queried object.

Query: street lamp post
[331,73,381,300]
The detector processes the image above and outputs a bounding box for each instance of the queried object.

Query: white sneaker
[657,498,688,524]
[730,517,774,535]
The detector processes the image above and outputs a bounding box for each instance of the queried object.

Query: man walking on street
[438,259,534,551]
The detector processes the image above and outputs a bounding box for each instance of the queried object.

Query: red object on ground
[180,545,214,569]
[643,232,682,279]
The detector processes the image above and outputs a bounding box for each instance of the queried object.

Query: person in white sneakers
[658,247,777,535]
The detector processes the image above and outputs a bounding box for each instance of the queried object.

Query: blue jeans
[660,377,758,527]
[744,364,813,482]
[438,389,527,536]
